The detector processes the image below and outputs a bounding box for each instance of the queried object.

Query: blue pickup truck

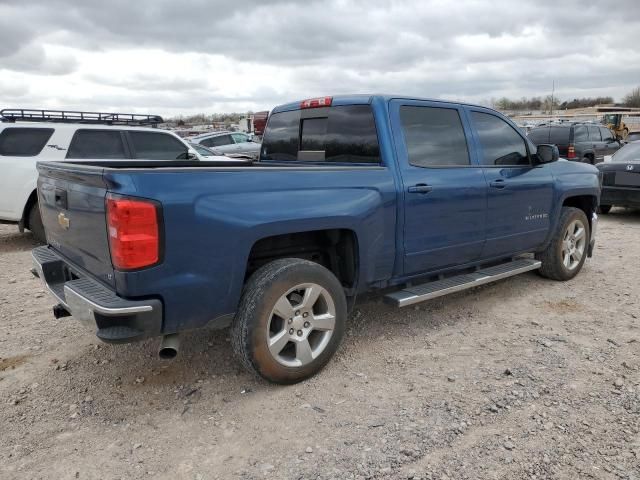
[32,95,601,383]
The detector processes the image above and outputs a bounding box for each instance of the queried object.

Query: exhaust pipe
[158,333,180,360]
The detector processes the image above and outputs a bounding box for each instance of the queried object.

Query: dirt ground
[1,211,639,480]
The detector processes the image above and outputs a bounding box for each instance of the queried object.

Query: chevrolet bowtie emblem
[58,212,70,230]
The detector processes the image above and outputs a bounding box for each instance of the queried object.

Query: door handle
[489,179,506,189]
[407,184,432,194]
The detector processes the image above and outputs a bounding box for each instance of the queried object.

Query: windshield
[191,143,214,156]
[612,142,640,162]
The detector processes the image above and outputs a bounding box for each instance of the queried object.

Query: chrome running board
[384,258,541,307]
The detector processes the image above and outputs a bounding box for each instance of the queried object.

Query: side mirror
[186,149,198,160]
[535,144,559,164]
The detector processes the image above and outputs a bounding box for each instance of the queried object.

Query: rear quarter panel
[105,166,397,333]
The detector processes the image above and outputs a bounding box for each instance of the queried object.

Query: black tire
[536,207,589,281]
[231,258,347,384]
[598,205,612,214]
[582,156,594,165]
[27,202,46,243]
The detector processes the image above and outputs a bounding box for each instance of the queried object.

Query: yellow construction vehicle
[602,113,629,140]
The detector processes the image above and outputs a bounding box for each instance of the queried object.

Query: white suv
[0,109,216,242]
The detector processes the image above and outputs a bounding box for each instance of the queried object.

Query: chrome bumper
[31,246,162,343]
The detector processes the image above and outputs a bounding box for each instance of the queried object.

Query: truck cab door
[389,100,487,276]
[466,108,554,259]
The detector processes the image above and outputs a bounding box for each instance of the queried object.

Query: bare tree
[623,87,640,108]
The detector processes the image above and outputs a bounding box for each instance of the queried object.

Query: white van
[0,109,219,241]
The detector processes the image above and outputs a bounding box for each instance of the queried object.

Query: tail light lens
[567,144,576,159]
[106,195,161,270]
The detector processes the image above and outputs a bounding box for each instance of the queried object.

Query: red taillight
[300,96,332,109]
[567,144,576,159]
[106,196,160,270]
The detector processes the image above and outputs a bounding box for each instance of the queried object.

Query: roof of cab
[271,94,490,114]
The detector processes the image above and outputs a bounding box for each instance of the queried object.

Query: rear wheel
[599,205,612,214]
[231,258,347,384]
[27,203,46,243]
[582,155,594,165]
[536,207,589,281]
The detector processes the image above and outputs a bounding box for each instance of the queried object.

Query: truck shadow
[0,226,41,254]
[50,272,539,417]
[603,207,640,223]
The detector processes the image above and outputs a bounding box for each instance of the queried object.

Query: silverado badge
[58,212,70,230]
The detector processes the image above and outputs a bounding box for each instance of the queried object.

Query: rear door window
[66,130,127,159]
[128,131,188,160]
[231,133,249,144]
[573,126,588,142]
[399,105,469,167]
[471,112,530,166]
[588,126,601,141]
[0,128,54,156]
[201,135,233,148]
[261,105,380,164]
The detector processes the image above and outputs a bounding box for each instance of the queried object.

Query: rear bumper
[31,246,162,344]
[600,186,640,207]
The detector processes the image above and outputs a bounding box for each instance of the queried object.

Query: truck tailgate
[37,163,115,288]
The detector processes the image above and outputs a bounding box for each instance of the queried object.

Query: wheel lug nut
[302,312,308,318]
[295,310,300,316]
[288,318,293,324]
[289,328,294,335]
[304,321,310,328]
[297,330,303,337]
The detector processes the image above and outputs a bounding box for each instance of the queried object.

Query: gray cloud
[0,0,639,114]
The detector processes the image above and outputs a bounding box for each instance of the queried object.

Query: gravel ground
[1,210,639,480]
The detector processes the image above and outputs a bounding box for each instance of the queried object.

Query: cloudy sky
[1,0,639,117]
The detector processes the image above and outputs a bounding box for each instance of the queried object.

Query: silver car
[190,131,260,159]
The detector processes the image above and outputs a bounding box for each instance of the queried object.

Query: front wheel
[536,207,589,281]
[231,258,347,384]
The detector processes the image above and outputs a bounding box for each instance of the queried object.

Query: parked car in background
[528,122,622,164]
[0,108,204,242]
[33,94,600,384]
[188,141,248,161]
[624,132,640,143]
[597,140,640,213]
[190,131,260,158]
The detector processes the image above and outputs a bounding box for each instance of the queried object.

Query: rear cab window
[0,127,54,156]
[260,104,380,164]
